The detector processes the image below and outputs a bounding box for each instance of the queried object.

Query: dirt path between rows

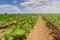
[0,29,5,40]
[26,16,53,40]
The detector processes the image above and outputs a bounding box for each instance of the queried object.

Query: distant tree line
[5,13,7,14]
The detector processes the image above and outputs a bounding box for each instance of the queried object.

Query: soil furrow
[26,16,53,40]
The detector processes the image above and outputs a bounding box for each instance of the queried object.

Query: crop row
[42,14,60,40]
[0,14,38,40]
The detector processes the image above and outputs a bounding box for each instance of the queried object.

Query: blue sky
[0,0,60,13]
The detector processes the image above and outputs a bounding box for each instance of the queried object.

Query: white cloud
[20,0,39,6]
[13,0,17,3]
[24,5,57,13]
[20,0,50,6]
[0,5,20,13]
[20,2,30,6]
[20,0,60,13]
[13,1,17,3]
[28,0,50,2]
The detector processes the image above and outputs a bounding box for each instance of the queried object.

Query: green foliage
[5,34,13,40]
[42,14,60,30]
[12,29,25,36]
[0,14,38,40]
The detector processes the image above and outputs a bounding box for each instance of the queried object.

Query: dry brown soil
[0,29,5,40]
[26,16,53,40]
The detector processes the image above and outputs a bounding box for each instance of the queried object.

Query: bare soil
[0,29,5,40]
[26,16,53,40]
